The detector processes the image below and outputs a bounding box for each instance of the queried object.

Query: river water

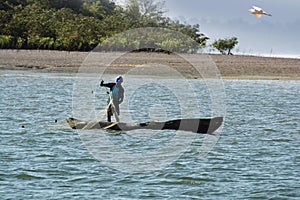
[0,71,299,199]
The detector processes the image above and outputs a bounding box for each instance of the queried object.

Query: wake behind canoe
[66,117,223,134]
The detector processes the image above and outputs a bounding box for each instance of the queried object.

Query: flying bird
[248,6,272,18]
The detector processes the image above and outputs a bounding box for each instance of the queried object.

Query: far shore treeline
[0,0,210,52]
[0,0,237,53]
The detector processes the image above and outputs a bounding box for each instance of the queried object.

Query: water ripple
[0,73,299,199]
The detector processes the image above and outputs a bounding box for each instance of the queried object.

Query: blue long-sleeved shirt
[100,81,124,104]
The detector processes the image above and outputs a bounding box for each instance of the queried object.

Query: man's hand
[100,80,104,86]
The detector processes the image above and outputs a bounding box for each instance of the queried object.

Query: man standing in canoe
[100,76,124,122]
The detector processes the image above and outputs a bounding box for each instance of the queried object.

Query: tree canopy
[0,0,211,52]
[211,37,239,55]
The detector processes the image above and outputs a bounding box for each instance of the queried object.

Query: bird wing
[248,9,253,13]
[253,6,262,11]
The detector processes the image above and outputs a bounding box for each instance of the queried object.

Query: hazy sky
[115,0,300,57]
[165,0,300,56]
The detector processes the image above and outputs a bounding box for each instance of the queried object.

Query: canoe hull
[66,117,223,134]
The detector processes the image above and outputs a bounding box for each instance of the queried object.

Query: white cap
[115,75,123,83]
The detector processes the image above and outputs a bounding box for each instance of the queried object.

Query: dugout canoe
[66,117,223,134]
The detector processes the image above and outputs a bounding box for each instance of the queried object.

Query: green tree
[100,8,131,36]
[212,37,238,55]
[81,0,116,19]
[125,0,166,27]
[167,21,209,50]
[4,4,29,47]
[0,0,211,52]
[0,35,13,48]
[45,0,83,12]
[0,0,27,9]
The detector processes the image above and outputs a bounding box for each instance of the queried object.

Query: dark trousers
[107,101,120,122]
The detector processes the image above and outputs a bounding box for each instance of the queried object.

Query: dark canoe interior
[66,117,223,134]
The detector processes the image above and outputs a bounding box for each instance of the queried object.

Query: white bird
[248,6,272,18]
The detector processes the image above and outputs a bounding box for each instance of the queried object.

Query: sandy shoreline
[0,49,299,80]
